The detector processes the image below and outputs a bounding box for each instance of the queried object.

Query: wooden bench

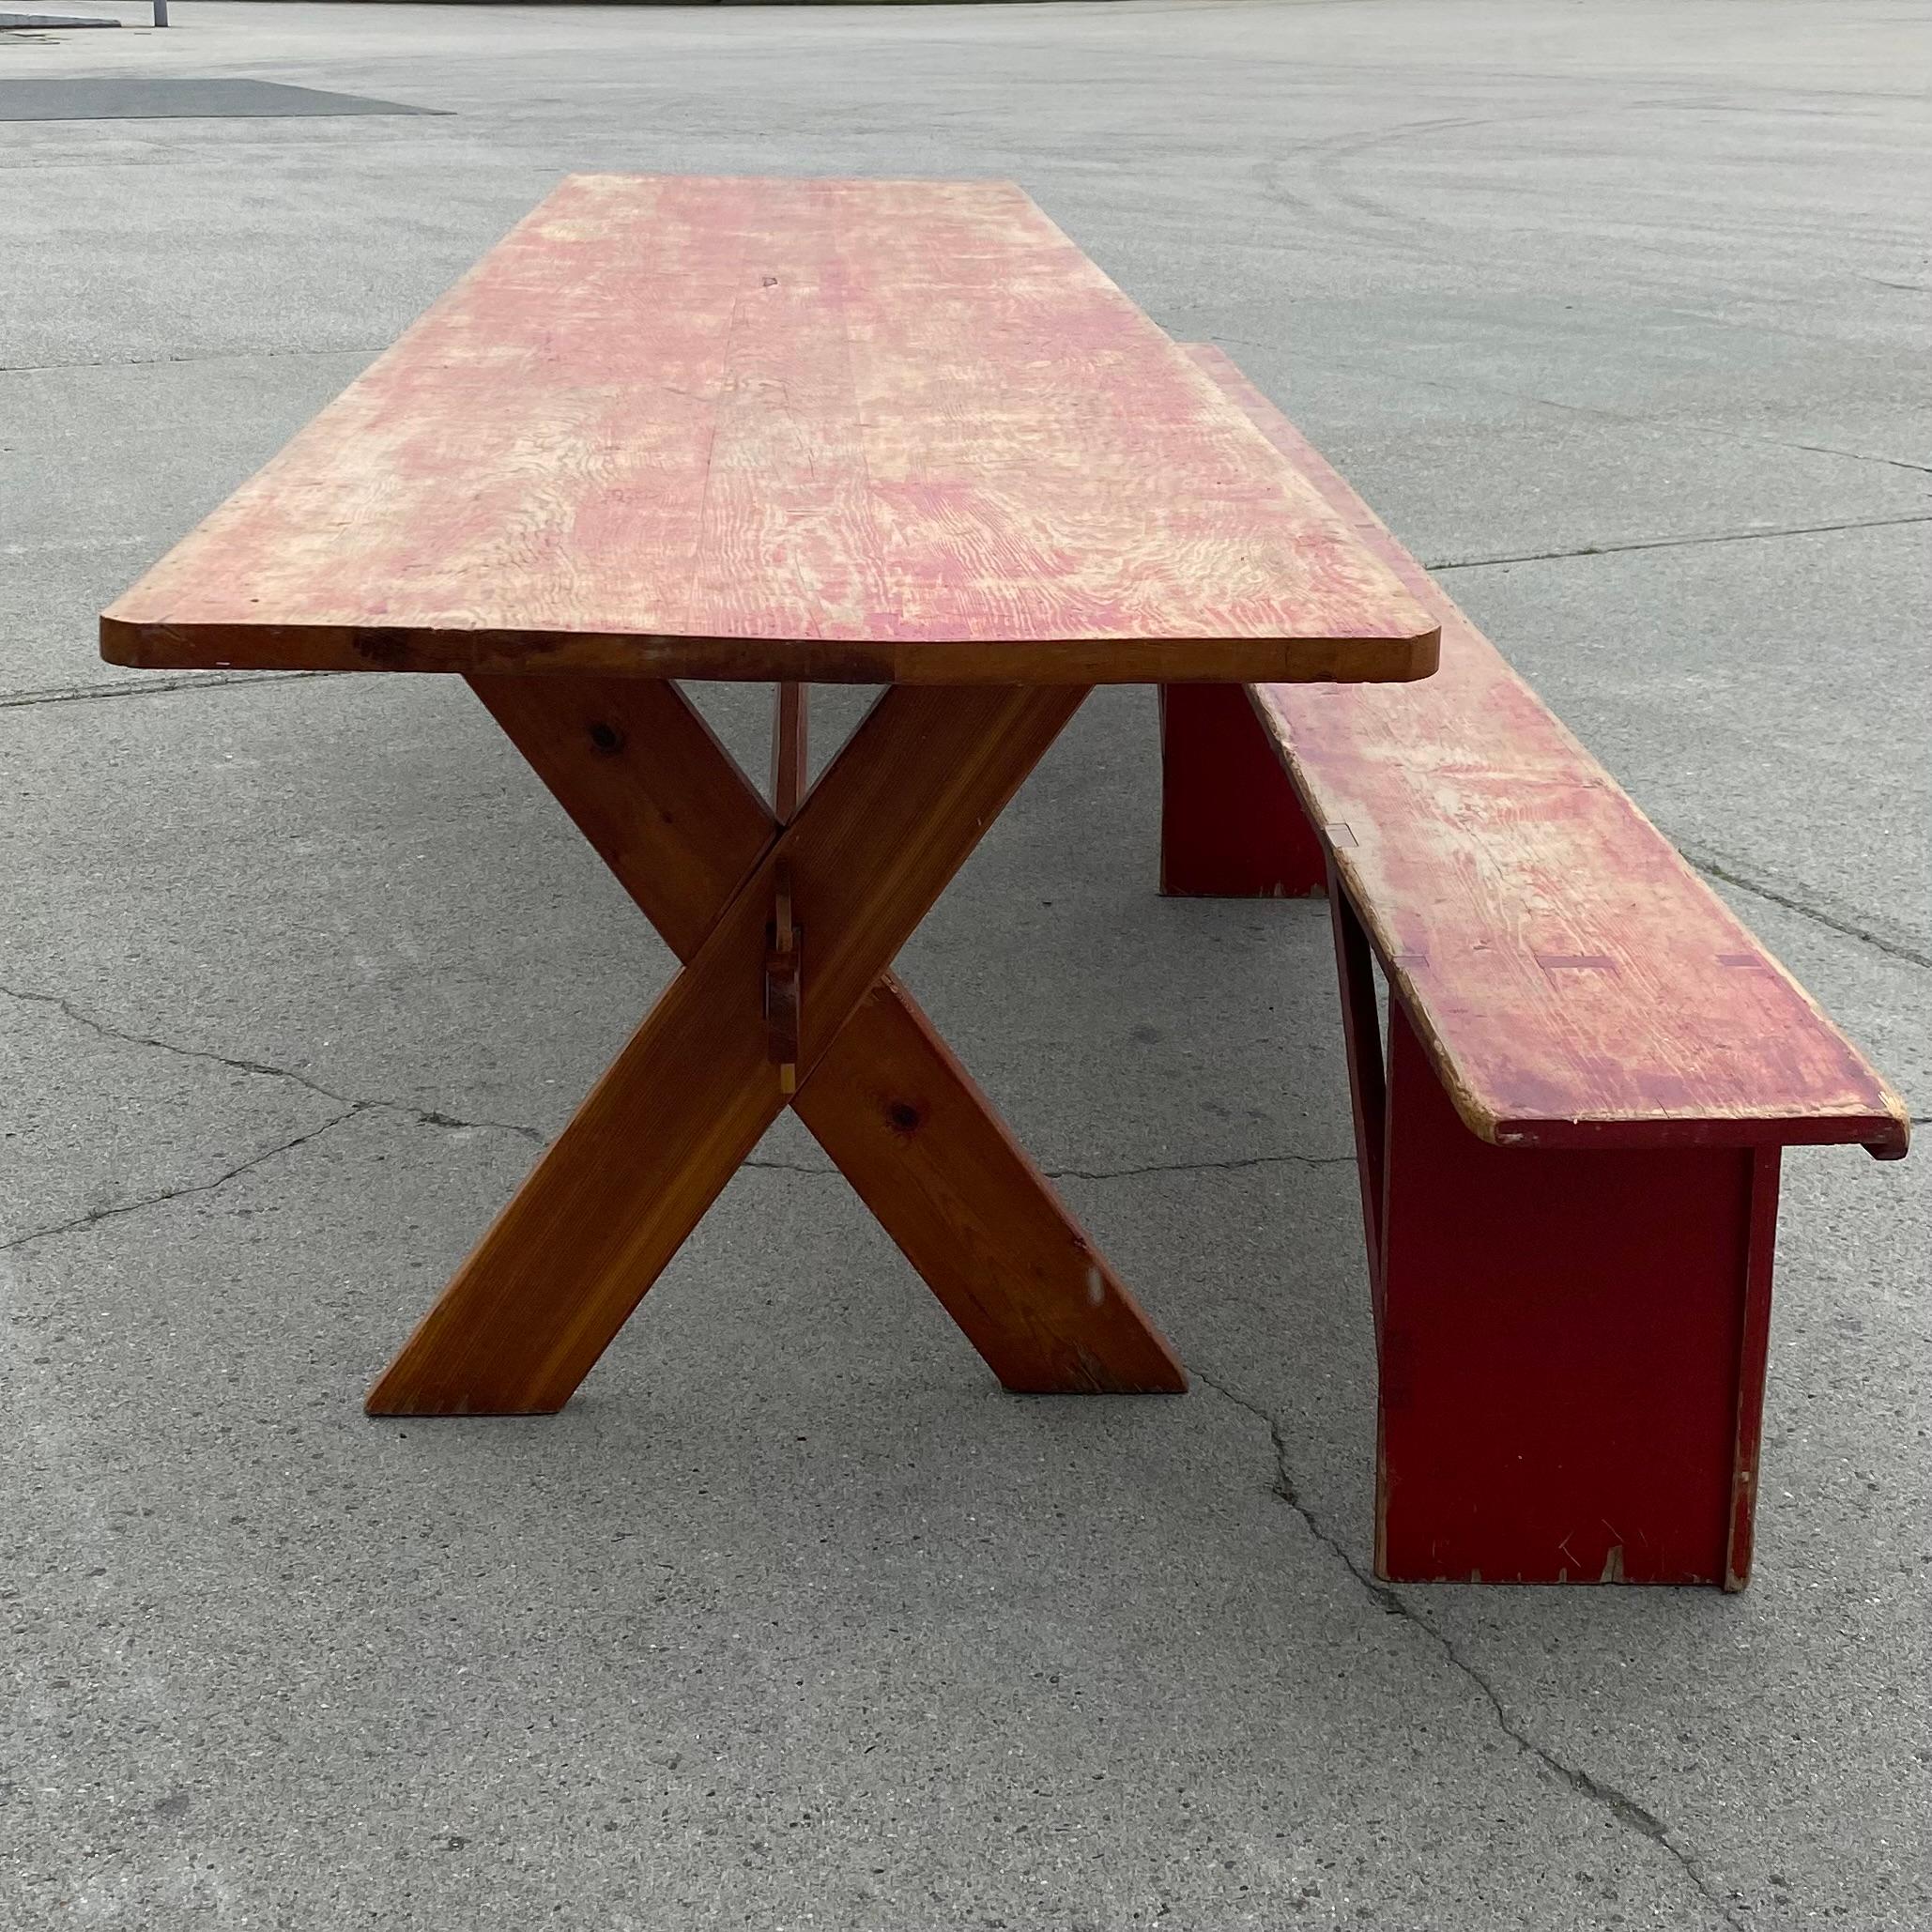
[1160,345,1910,1591]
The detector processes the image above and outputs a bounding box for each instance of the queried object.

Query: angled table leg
[367,679,1185,1417]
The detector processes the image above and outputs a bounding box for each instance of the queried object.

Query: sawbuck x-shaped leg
[366,676,1187,1416]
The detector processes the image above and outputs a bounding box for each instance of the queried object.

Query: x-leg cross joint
[366,676,1186,1416]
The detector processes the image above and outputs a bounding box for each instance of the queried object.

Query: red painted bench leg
[1158,683,1326,897]
[1328,889,1780,1588]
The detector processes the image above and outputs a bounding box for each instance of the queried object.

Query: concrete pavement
[2,4,1927,1926]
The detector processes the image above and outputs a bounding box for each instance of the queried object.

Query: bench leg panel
[1369,1000,1778,1587]
[1158,682,1326,897]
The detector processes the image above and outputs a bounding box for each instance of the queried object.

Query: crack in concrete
[0,1104,365,1255]
[1045,1150,1357,1182]
[11,516,1924,724]
[0,669,339,712]
[1193,1370,1749,1932]
[1762,437,1932,480]
[1429,509,1932,574]
[1,345,384,376]
[1233,339,1932,485]
[0,534,158,558]
[740,1150,1357,1183]
[0,982,548,1145]
[3,984,1358,1191]
[1676,849,1932,971]
[1480,383,1932,484]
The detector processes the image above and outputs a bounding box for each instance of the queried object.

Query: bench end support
[1328,889,1782,1589]
[1158,683,1326,898]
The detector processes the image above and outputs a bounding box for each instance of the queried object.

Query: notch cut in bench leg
[1345,942,1780,1588]
[1158,683,1326,897]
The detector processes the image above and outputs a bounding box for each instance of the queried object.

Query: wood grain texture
[799,984,1187,1394]
[368,682,1103,1415]
[1180,344,1910,1158]
[451,673,1185,1398]
[100,175,1437,685]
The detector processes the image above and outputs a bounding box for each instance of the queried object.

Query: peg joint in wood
[766,858,802,1094]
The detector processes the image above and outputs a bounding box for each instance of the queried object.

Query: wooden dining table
[101,174,1439,1417]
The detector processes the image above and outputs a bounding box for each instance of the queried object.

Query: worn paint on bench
[101,175,1437,686]
[1181,345,1909,1158]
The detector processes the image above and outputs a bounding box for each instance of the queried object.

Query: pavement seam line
[1192,1368,1751,1932]
[0,982,547,1144]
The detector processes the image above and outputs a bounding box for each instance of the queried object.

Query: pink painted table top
[103,174,1439,686]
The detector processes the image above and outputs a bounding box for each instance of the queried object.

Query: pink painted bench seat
[1160,344,1909,1589]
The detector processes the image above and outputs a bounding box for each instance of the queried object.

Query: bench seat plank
[1181,345,1909,1158]
[100,175,1437,687]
